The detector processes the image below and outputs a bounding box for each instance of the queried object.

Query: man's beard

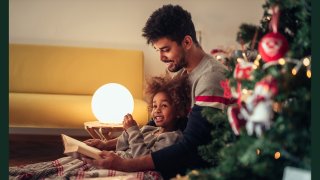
[167,56,187,72]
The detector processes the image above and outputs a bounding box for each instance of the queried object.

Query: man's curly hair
[142,4,199,46]
[144,74,191,119]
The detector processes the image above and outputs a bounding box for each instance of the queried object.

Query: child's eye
[152,105,157,109]
[161,104,168,108]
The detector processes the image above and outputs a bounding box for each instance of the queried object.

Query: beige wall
[9,0,263,77]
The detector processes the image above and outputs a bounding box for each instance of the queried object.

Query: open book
[61,134,102,160]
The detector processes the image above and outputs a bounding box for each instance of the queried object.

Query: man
[84,4,231,179]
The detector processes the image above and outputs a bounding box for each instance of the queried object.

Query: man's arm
[84,151,155,172]
[121,154,155,171]
[150,105,213,178]
[83,105,212,178]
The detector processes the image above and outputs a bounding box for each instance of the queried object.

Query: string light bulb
[274,151,281,159]
[254,54,261,66]
[278,58,286,65]
[242,88,248,94]
[291,68,297,76]
[254,60,260,66]
[307,69,311,78]
[291,62,302,76]
[303,57,310,66]
[273,102,282,112]
[256,149,261,155]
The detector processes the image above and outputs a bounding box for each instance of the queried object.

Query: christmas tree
[182,0,311,179]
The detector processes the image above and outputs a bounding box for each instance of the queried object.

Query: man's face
[153,37,187,72]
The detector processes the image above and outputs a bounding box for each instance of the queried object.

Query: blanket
[9,156,163,180]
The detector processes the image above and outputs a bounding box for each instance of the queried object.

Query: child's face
[151,92,176,130]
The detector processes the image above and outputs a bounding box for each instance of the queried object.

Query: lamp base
[84,121,123,140]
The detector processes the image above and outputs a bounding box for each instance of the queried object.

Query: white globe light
[91,83,134,124]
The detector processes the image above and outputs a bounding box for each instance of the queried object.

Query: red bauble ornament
[258,32,288,62]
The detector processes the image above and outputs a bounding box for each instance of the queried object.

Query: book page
[61,134,102,160]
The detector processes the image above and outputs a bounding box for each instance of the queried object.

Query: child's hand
[123,113,137,130]
[83,139,108,150]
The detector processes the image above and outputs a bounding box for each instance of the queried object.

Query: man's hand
[123,113,137,130]
[82,151,155,172]
[82,151,126,170]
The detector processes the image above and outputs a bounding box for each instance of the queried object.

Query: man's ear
[182,35,193,49]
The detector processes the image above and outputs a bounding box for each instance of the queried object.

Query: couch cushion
[9,92,148,128]
[9,44,144,98]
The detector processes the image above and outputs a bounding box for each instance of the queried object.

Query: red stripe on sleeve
[195,96,236,105]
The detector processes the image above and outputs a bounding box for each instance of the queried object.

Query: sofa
[9,44,149,131]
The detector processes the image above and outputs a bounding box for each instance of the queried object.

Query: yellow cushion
[9,44,148,129]
[9,44,144,99]
[9,92,148,128]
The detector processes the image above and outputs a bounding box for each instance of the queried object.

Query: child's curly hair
[144,74,191,119]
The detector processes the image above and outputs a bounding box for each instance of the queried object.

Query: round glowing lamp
[91,83,134,125]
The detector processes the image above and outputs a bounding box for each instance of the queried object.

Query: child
[85,74,191,159]
[9,74,191,180]
[116,74,191,158]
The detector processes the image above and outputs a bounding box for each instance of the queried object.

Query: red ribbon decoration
[237,82,242,107]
